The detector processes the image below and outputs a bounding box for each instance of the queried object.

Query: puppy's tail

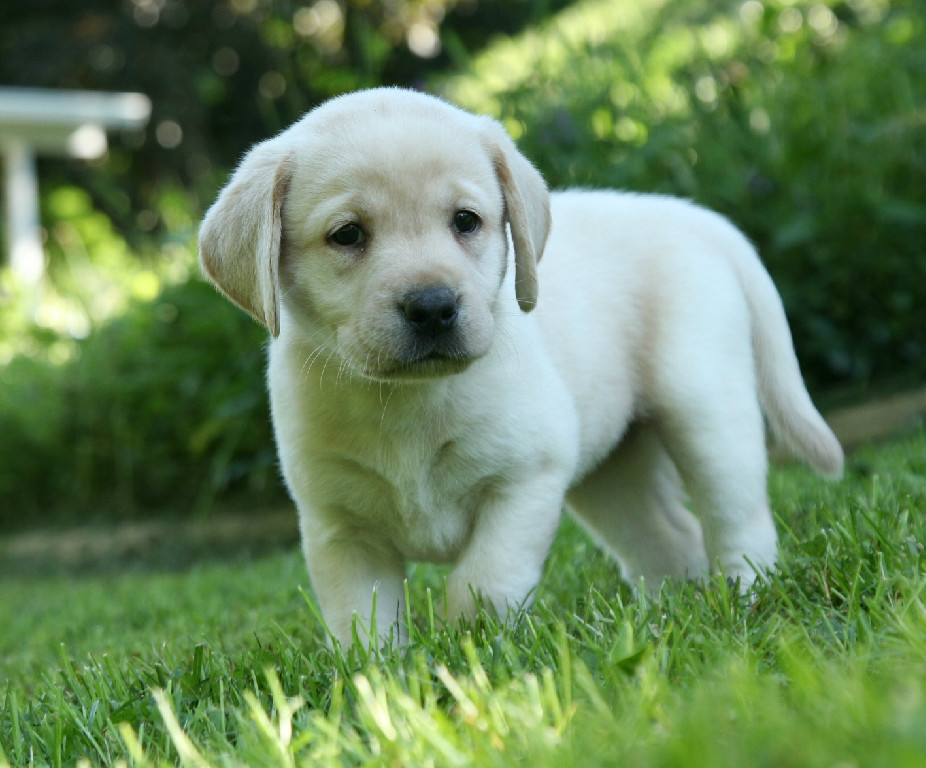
[734,242,844,478]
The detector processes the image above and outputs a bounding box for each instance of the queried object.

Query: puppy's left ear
[199,140,293,338]
[483,121,551,312]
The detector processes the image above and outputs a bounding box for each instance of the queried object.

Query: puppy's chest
[316,428,500,563]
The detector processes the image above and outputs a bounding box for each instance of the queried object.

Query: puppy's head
[199,88,550,381]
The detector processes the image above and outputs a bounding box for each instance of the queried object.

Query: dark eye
[329,223,365,247]
[452,209,480,235]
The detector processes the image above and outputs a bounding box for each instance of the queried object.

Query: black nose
[401,287,459,337]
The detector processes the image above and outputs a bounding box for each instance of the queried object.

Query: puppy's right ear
[198,142,293,338]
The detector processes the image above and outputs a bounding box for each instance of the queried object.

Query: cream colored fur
[199,88,843,648]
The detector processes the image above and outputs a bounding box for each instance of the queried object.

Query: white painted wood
[3,138,43,284]
[0,87,151,283]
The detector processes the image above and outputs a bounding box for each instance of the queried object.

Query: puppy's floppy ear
[198,141,293,337]
[483,121,551,312]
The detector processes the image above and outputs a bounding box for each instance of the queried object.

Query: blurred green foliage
[0,279,278,528]
[0,0,923,525]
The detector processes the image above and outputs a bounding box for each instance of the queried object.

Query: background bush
[445,0,925,390]
[0,0,923,526]
[0,280,278,529]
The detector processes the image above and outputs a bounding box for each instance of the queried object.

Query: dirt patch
[825,389,925,450]
[0,510,299,577]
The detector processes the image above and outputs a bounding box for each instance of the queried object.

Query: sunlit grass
[1,431,924,766]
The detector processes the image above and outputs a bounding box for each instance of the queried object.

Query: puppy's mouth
[363,347,475,382]
[348,328,479,380]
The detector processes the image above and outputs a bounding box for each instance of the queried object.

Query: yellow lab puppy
[200,88,842,647]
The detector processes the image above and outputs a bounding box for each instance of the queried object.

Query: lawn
[1,430,924,767]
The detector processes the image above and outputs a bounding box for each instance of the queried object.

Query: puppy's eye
[452,209,480,235]
[329,223,365,247]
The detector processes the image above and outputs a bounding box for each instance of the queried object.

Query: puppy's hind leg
[567,424,710,597]
[655,375,777,589]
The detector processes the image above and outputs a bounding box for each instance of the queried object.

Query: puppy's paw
[715,553,776,596]
[441,586,484,625]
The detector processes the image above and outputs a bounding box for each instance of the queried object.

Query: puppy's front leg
[444,473,568,623]
[303,532,406,649]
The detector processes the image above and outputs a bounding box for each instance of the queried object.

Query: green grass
[1,430,925,767]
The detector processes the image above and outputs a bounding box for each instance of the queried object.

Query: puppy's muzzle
[400,287,460,338]
[385,285,475,377]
